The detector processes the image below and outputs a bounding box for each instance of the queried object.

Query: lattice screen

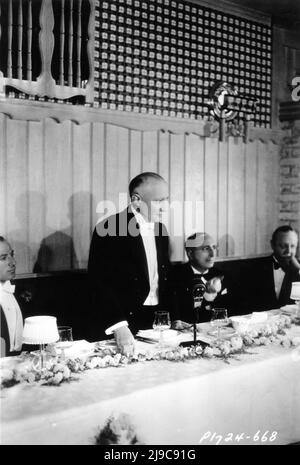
[94,0,272,127]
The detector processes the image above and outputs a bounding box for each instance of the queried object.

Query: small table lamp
[22,316,60,371]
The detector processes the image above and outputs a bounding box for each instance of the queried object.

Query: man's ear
[186,248,192,260]
[131,194,140,202]
[131,193,141,205]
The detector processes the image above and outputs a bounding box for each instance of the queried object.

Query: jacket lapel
[126,210,150,283]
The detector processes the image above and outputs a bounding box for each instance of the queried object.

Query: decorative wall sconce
[206,81,258,143]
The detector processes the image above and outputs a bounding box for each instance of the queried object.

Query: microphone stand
[180,283,208,348]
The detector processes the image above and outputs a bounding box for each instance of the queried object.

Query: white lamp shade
[291,282,300,301]
[22,316,60,345]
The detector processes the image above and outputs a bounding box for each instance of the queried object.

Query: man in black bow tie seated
[242,225,300,312]
[170,232,234,330]
[0,236,23,357]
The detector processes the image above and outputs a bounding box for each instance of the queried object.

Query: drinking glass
[291,282,300,321]
[152,311,171,349]
[210,308,229,340]
[56,326,73,360]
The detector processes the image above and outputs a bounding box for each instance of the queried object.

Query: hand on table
[171,320,193,331]
[114,326,135,357]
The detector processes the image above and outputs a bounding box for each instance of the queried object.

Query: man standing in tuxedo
[171,232,234,329]
[88,172,170,355]
[244,225,300,311]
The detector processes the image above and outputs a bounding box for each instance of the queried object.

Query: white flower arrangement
[94,413,143,445]
[1,315,299,389]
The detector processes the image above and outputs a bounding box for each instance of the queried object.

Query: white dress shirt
[273,257,285,299]
[0,281,23,352]
[105,207,159,335]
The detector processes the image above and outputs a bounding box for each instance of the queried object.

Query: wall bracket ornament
[206,81,258,143]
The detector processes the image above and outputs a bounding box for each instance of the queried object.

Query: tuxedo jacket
[0,304,23,357]
[87,208,171,339]
[170,262,234,324]
[242,255,300,312]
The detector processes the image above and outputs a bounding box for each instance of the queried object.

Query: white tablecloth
[1,327,300,445]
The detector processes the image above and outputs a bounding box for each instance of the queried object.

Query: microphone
[192,282,206,308]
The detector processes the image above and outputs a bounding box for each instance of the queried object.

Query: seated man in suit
[171,232,234,329]
[243,225,300,312]
[0,236,23,357]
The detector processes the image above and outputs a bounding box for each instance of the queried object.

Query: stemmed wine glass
[56,326,73,360]
[291,282,300,321]
[152,311,171,349]
[210,308,229,340]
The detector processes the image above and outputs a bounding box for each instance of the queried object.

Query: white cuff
[105,321,128,335]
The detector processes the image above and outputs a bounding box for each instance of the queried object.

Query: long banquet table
[1,321,300,445]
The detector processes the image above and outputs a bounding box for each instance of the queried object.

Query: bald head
[185,232,217,272]
[129,172,169,222]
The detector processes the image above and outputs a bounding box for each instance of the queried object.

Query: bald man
[88,172,170,354]
[171,232,234,329]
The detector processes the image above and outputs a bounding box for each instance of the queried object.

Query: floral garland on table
[1,315,300,388]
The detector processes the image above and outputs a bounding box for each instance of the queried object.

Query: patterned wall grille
[94,0,272,127]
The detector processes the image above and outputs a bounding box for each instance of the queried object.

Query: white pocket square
[221,288,227,295]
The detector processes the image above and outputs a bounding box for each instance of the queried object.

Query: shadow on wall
[34,191,94,272]
[7,191,45,274]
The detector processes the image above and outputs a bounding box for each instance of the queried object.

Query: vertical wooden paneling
[266,141,280,238]
[256,140,271,254]
[6,119,28,273]
[204,137,218,241]
[43,118,73,270]
[245,140,258,255]
[260,141,280,253]
[105,125,129,212]
[0,115,7,237]
[157,131,170,184]
[91,122,105,228]
[129,130,142,180]
[27,121,44,271]
[1,116,283,273]
[217,141,228,256]
[72,122,92,268]
[142,131,158,172]
[185,133,204,242]
[169,133,185,261]
[227,137,245,257]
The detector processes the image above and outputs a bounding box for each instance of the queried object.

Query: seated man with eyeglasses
[171,232,234,330]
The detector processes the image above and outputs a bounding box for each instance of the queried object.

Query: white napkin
[250,312,268,323]
[137,329,179,341]
[55,340,94,358]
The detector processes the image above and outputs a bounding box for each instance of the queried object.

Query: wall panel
[0,114,281,274]
[227,138,246,257]
[0,115,7,238]
[245,140,258,256]
[204,137,218,243]
[185,133,205,242]
[6,120,28,273]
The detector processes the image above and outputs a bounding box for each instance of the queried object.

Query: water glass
[210,308,229,340]
[152,311,171,348]
[56,326,73,359]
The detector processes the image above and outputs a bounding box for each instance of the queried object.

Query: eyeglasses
[197,245,218,252]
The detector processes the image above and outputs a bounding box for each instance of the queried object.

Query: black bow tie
[273,260,282,270]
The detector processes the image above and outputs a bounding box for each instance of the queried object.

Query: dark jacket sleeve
[87,223,128,339]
